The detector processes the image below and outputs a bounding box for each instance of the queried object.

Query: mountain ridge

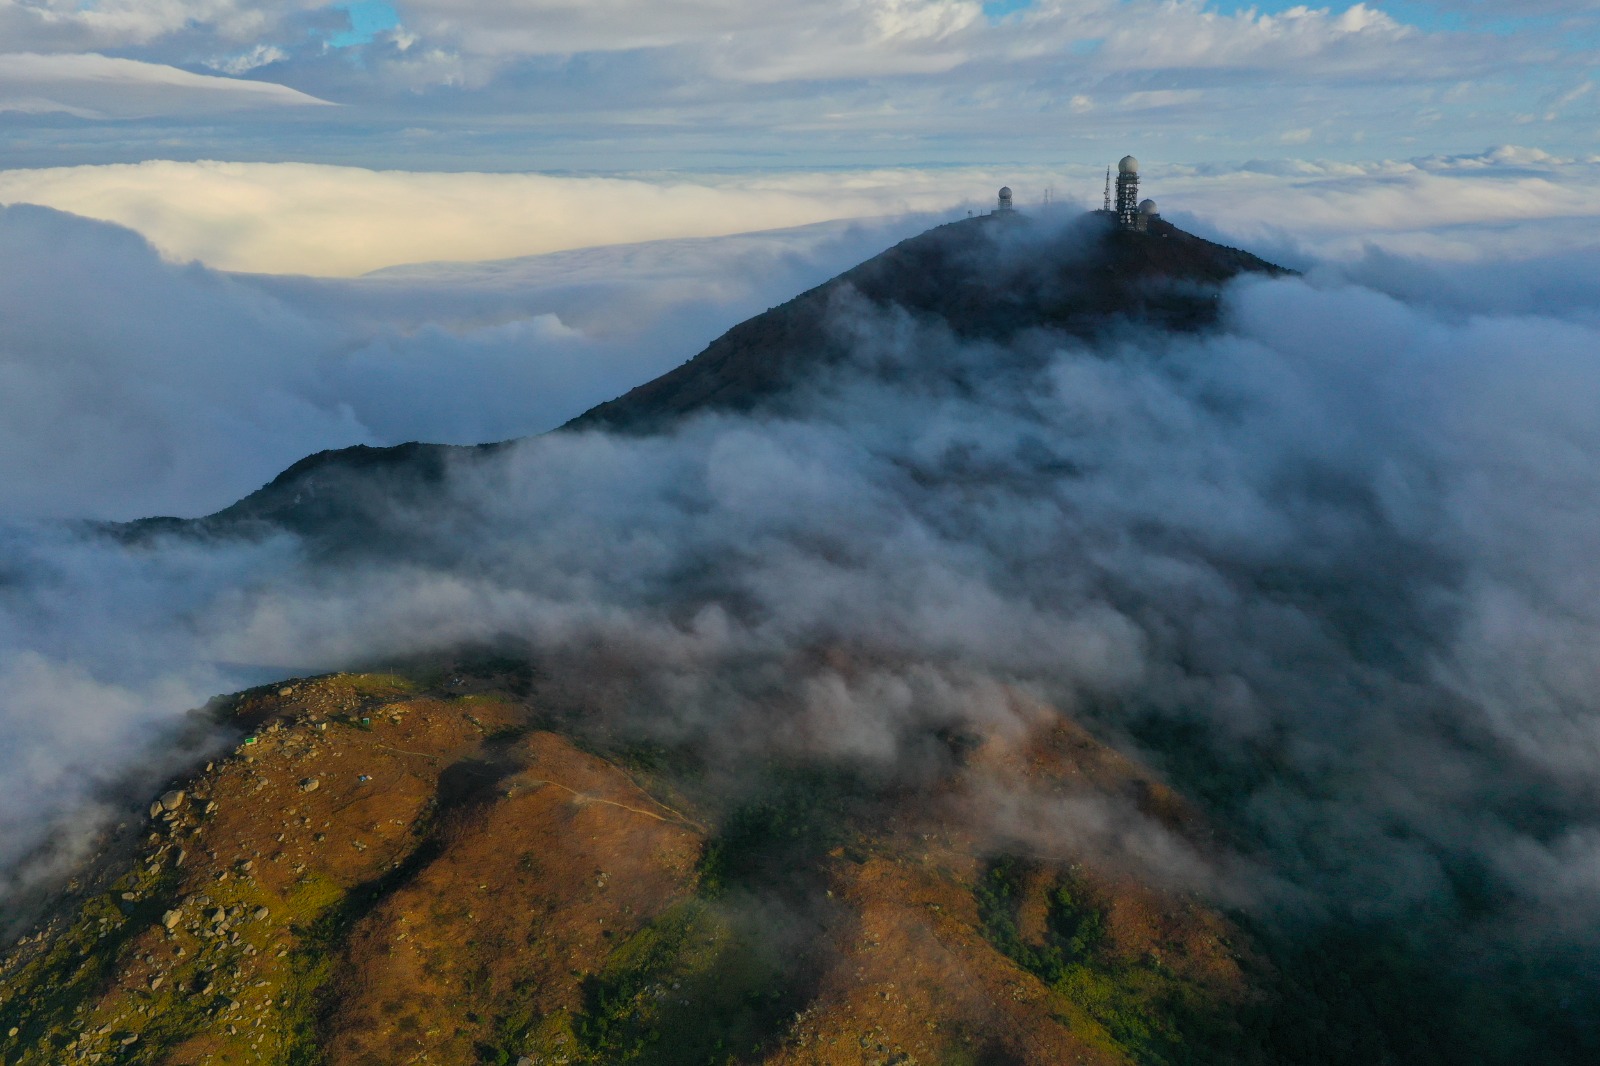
[121,211,1290,542]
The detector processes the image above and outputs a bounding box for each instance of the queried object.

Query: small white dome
[1139,199,1159,215]
[998,186,1012,197]
[1118,155,1139,175]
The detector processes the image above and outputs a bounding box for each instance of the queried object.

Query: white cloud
[0,0,1588,164]
[0,202,941,520]
[0,53,331,119]
[0,161,993,274]
[205,44,292,76]
[5,151,1600,277]
[401,0,984,60]
[6,210,1600,983]
[0,0,322,52]
[1156,151,1600,261]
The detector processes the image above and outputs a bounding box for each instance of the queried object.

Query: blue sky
[0,0,1595,171]
[326,1,402,47]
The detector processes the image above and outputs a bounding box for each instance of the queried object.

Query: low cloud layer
[0,163,984,275]
[2,194,1600,1066]
[4,150,1599,525]
[3,207,1600,980]
[0,202,947,520]
[5,149,1598,277]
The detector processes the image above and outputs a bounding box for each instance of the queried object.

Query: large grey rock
[158,790,186,812]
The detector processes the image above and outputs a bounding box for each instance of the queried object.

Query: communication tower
[1103,167,1112,213]
[996,186,1014,213]
[1137,199,1160,232]
[1115,156,1140,230]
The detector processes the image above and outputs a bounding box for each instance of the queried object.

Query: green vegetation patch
[974,857,1242,1066]
[0,857,309,1066]
[0,862,186,1064]
[281,839,442,1066]
[344,672,418,696]
[697,766,864,897]
[496,899,797,1066]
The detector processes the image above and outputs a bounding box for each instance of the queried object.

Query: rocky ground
[0,664,1263,1066]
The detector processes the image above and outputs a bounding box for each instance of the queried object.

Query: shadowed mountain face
[123,212,1287,543]
[571,212,1289,434]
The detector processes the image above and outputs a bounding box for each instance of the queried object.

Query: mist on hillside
[0,204,951,521]
[4,207,1600,1055]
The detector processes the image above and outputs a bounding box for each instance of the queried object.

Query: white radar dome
[1118,156,1139,175]
[1139,199,1159,215]
[999,186,1012,196]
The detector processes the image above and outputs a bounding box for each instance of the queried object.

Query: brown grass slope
[0,668,1262,1066]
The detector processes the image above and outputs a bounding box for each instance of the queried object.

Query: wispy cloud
[0,52,331,119]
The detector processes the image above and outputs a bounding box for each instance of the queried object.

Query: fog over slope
[0,204,952,520]
[3,200,1600,1050]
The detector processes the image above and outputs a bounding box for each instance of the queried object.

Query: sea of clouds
[3,157,1600,1033]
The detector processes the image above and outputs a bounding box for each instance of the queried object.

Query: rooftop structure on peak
[996,186,1014,213]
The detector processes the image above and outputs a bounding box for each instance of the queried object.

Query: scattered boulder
[299,778,320,793]
[160,909,182,931]
[158,790,186,812]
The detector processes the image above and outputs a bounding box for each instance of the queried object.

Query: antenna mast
[1103,167,1112,212]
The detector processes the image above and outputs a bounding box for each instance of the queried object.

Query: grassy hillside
[0,667,1261,1066]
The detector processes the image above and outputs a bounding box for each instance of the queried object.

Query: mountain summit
[130,211,1288,541]
[570,212,1290,434]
